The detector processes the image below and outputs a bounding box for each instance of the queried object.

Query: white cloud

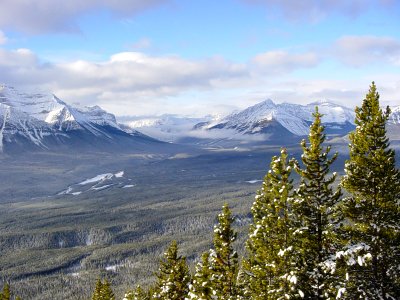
[0,0,169,34]
[334,35,400,67]
[0,46,398,116]
[251,50,320,74]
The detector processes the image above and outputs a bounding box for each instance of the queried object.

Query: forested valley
[1,83,399,299]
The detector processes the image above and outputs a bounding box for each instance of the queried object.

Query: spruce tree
[101,279,115,300]
[153,240,191,300]
[92,279,103,300]
[0,283,10,300]
[208,204,239,299]
[243,148,303,299]
[187,252,214,299]
[340,82,400,299]
[124,285,148,300]
[92,278,115,300]
[295,107,342,299]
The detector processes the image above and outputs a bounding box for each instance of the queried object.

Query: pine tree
[295,107,342,299]
[101,279,115,300]
[153,240,191,300]
[243,148,303,299]
[208,203,238,299]
[92,278,115,300]
[340,82,400,299]
[124,285,149,300]
[187,252,214,299]
[0,283,10,300]
[92,279,103,300]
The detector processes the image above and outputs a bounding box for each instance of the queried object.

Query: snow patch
[122,184,135,188]
[90,184,114,191]
[114,171,124,178]
[79,173,114,185]
[246,180,262,184]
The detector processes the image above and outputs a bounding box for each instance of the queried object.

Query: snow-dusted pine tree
[243,148,304,299]
[187,252,214,300]
[295,107,342,299]
[208,203,239,299]
[153,240,191,300]
[340,82,400,299]
[123,285,148,300]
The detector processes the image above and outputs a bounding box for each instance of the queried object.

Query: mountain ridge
[195,98,356,138]
[0,85,161,153]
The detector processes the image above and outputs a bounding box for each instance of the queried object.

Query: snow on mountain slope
[389,106,400,124]
[0,84,159,153]
[202,99,356,136]
[0,85,120,134]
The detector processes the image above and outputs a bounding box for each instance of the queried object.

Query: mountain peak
[0,85,159,153]
[202,98,356,137]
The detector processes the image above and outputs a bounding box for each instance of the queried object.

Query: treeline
[2,83,399,299]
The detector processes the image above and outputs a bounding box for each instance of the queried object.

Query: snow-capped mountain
[197,99,356,138]
[0,85,159,153]
[389,106,400,125]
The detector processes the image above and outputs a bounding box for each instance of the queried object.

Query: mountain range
[196,99,356,139]
[1,84,399,153]
[0,85,161,153]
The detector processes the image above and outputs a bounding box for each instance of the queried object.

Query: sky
[0,0,399,117]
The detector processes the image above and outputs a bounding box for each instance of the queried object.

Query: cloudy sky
[0,0,399,117]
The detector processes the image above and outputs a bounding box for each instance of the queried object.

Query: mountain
[0,85,161,153]
[196,99,356,139]
[389,105,400,124]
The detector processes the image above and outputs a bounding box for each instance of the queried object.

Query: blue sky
[0,0,399,116]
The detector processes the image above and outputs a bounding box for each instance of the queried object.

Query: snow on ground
[122,184,135,188]
[79,173,114,185]
[90,184,114,191]
[246,180,262,184]
[56,170,136,196]
[114,171,124,178]
[105,263,124,272]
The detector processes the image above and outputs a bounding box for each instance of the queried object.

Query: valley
[1,85,399,299]
[0,145,294,299]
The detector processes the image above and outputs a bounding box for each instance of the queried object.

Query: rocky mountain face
[195,99,357,138]
[389,105,400,124]
[0,85,159,153]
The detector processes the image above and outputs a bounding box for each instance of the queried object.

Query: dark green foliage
[0,283,10,300]
[243,148,304,299]
[153,240,191,300]
[295,107,342,298]
[187,252,214,299]
[124,285,149,300]
[92,279,103,300]
[0,283,22,300]
[91,278,115,300]
[340,82,400,299]
[208,203,239,299]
